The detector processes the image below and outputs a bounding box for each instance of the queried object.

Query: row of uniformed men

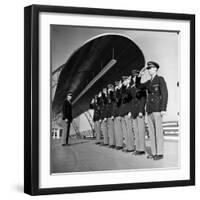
[90,69,147,156]
[90,61,168,160]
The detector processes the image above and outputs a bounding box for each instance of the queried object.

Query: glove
[138,112,143,118]
[161,111,166,117]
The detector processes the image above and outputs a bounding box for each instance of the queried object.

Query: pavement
[51,138,179,174]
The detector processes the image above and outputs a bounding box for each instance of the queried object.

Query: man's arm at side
[159,76,168,112]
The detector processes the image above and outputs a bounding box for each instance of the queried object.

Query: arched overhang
[52,33,145,118]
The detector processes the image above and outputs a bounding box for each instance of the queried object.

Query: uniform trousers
[132,116,146,152]
[107,118,115,146]
[147,112,164,155]
[101,120,109,145]
[124,115,134,151]
[114,117,123,147]
[61,119,71,144]
[121,116,127,148]
[121,115,134,150]
[94,120,101,143]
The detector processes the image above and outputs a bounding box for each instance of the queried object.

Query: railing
[162,121,179,136]
[71,121,81,138]
[145,121,179,139]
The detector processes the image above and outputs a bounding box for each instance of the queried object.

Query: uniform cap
[115,81,120,85]
[147,61,160,69]
[131,69,140,76]
[122,76,129,81]
[107,84,113,88]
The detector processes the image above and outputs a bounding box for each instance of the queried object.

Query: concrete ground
[51,138,179,174]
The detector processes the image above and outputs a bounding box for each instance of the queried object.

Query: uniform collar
[150,74,158,82]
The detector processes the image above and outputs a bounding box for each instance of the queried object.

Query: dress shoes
[115,146,123,150]
[153,155,164,160]
[102,143,109,146]
[133,151,146,155]
[95,142,101,145]
[62,143,70,146]
[147,154,155,159]
[122,149,134,153]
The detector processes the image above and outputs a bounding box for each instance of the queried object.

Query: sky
[51,25,179,131]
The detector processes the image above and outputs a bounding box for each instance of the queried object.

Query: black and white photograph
[50,25,179,174]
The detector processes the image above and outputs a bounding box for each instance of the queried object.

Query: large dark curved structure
[52,34,145,118]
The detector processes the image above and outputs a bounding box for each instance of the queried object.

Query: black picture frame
[24,4,195,196]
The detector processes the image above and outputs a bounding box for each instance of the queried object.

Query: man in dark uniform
[107,84,116,148]
[120,76,134,152]
[100,88,109,146]
[136,61,168,160]
[129,70,146,155]
[62,92,73,146]
[113,81,124,150]
[90,95,101,144]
